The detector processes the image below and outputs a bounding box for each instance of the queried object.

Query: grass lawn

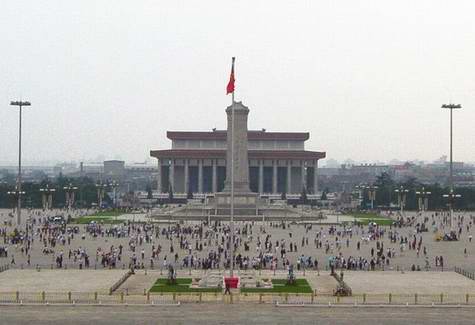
[70,215,125,224]
[149,278,222,293]
[240,279,313,293]
[93,210,124,217]
[351,212,380,219]
[351,212,394,226]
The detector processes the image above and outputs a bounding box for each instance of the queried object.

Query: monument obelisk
[223,101,251,193]
[216,100,257,208]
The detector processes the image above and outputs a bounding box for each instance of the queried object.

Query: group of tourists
[0,208,473,275]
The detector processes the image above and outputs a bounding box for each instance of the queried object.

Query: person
[224,280,231,295]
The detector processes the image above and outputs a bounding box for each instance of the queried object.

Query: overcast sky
[1,1,474,166]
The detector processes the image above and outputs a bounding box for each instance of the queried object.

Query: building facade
[150,129,325,195]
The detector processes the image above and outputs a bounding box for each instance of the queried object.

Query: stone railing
[0,291,475,305]
[455,266,475,280]
[109,270,133,295]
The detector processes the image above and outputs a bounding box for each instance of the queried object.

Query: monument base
[214,192,258,216]
[223,180,251,193]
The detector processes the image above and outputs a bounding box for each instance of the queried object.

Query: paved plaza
[0,269,127,293]
[1,209,474,271]
[343,271,475,295]
[1,305,475,325]
[105,269,475,297]
[1,208,475,301]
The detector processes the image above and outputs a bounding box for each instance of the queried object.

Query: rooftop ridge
[166,131,309,141]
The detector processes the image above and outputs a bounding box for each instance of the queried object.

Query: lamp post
[442,104,462,190]
[109,181,119,209]
[10,100,31,225]
[7,188,25,215]
[39,184,56,210]
[443,189,462,229]
[0,181,8,203]
[415,187,431,212]
[366,185,378,210]
[63,183,78,210]
[96,182,107,209]
[354,184,365,209]
[394,186,409,216]
[442,103,462,229]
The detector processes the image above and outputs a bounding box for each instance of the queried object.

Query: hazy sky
[1,1,474,166]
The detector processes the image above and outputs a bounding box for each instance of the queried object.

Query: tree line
[360,172,475,210]
[0,175,111,209]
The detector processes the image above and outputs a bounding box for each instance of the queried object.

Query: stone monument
[216,101,258,214]
[223,101,250,193]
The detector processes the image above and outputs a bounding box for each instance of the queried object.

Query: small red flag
[226,57,235,95]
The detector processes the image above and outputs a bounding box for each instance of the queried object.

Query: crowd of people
[0,208,473,275]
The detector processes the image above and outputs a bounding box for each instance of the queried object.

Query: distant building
[103,160,125,180]
[319,164,392,192]
[150,129,325,195]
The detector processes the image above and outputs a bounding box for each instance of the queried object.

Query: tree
[457,187,475,210]
[0,176,111,209]
[374,172,396,207]
[146,183,153,199]
[320,190,327,200]
[168,185,174,200]
[187,188,193,200]
[300,186,308,204]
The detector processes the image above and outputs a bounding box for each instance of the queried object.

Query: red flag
[226,57,235,94]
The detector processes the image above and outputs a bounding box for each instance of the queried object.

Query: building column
[313,159,319,194]
[169,159,175,192]
[157,159,162,193]
[272,161,278,194]
[258,160,264,194]
[198,159,203,193]
[301,161,306,191]
[184,159,189,194]
[212,160,217,193]
[287,161,292,194]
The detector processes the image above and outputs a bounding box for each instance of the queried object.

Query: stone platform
[343,271,475,294]
[0,269,128,293]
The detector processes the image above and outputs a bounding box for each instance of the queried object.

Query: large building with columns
[150,129,325,196]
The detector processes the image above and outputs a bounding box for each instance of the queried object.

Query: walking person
[224,280,231,295]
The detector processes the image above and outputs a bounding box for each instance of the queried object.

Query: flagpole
[230,57,235,278]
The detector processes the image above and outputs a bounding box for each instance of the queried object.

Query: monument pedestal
[214,192,258,216]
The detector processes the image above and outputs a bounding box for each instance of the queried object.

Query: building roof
[166,130,310,141]
[150,149,325,160]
